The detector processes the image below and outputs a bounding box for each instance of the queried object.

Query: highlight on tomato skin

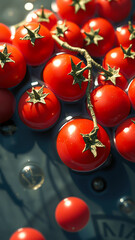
[56,118,111,172]
[55,196,90,232]
[9,227,46,240]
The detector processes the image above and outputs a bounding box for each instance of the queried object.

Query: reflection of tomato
[56,118,111,172]
[43,53,88,102]
[0,23,12,43]
[18,86,61,130]
[114,117,135,162]
[10,227,45,240]
[128,78,135,110]
[55,197,90,232]
[0,89,16,124]
[88,85,131,127]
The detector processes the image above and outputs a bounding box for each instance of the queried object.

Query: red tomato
[25,6,58,30]
[55,197,90,232]
[103,46,135,80]
[0,43,26,88]
[43,53,88,102]
[56,118,111,172]
[88,85,131,127]
[96,0,132,23]
[0,89,16,124]
[18,86,61,130]
[114,117,135,162]
[51,20,83,54]
[10,227,45,240]
[97,72,128,90]
[81,17,115,57]
[56,0,96,26]
[0,23,12,43]
[12,22,54,66]
[128,78,135,110]
[115,23,135,51]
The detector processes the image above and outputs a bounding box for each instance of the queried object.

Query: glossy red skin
[56,0,96,26]
[103,46,135,80]
[12,22,54,66]
[56,118,111,172]
[97,72,128,90]
[0,89,16,124]
[43,53,88,102]
[81,17,115,57]
[96,0,132,23]
[115,25,135,51]
[0,23,12,43]
[55,196,90,232]
[25,8,58,30]
[128,78,135,110]
[10,227,45,240]
[115,117,135,162]
[0,43,26,88]
[51,20,84,54]
[18,86,61,130]
[88,85,131,127]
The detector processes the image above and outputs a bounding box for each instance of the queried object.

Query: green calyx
[70,0,91,13]
[0,44,15,69]
[36,5,52,23]
[101,64,120,85]
[128,21,135,41]
[131,119,135,124]
[81,128,105,157]
[84,28,103,46]
[68,58,88,88]
[20,24,44,46]
[52,21,68,38]
[26,85,50,104]
[120,44,135,59]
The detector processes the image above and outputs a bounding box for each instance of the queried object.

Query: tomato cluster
[1,0,135,239]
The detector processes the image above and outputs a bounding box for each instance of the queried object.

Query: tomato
[114,117,135,162]
[18,86,61,130]
[10,227,45,240]
[0,23,12,43]
[51,20,83,54]
[128,78,135,110]
[97,71,128,90]
[25,5,58,30]
[81,17,115,57]
[96,0,132,23]
[43,53,88,102]
[0,43,26,88]
[115,22,135,51]
[56,0,96,26]
[102,45,135,80]
[12,22,54,66]
[55,196,90,232]
[88,85,131,127]
[0,88,16,124]
[56,118,111,172]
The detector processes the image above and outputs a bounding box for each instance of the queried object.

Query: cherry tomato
[25,5,58,30]
[103,45,135,80]
[12,22,54,66]
[97,72,128,90]
[96,0,132,23]
[81,17,115,57]
[18,86,61,130]
[56,118,111,172]
[128,78,135,110]
[56,0,96,26]
[115,23,135,51]
[0,88,16,124]
[51,20,83,54]
[0,23,12,43]
[114,117,135,162]
[43,53,88,102]
[10,227,45,240]
[0,43,26,88]
[88,85,131,127]
[55,197,90,232]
